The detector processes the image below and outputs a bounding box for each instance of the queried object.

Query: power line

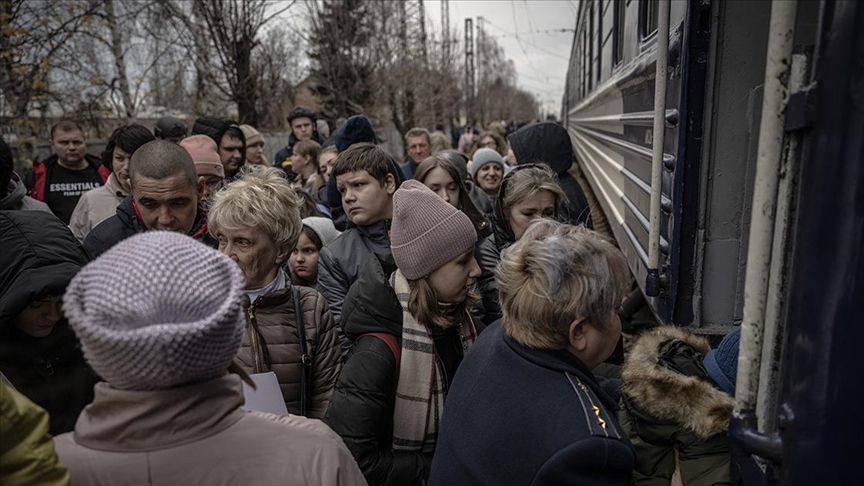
[484,18,570,61]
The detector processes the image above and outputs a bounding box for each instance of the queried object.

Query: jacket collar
[73,375,246,452]
[118,196,209,237]
[0,173,25,209]
[104,172,128,198]
[503,328,618,412]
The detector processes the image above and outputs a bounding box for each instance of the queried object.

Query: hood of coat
[621,326,735,439]
[0,210,87,325]
[508,122,573,175]
[489,164,568,251]
[191,116,246,178]
[0,173,27,209]
[341,253,403,339]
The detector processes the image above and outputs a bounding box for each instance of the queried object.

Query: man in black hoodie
[274,106,327,171]
[191,116,246,180]
[508,122,593,228]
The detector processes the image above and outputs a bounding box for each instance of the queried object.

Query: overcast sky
[425,0,579,116]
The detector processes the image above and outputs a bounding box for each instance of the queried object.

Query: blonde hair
[501,165,566,215]
[408,274,479,329]
[208,166,303,252]
[497,219,629,349]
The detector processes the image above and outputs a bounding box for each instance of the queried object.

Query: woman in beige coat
[209,166,341,418]
[55,231,366,485]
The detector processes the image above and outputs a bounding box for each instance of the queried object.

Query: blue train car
[565,0,863,482]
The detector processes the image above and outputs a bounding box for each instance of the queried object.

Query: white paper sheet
[241,372,288,415]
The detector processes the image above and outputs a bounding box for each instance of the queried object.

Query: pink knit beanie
[180,135,225,178]
[391,180,477,280]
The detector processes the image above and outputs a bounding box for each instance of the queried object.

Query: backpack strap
[357,332,401,395]
[292,286,312,417]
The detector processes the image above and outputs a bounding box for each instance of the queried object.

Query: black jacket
[509,122,593,228]
[323,254,466,486]
[475,165,571,324]
[191,116,246,180]
[428,322,635,486]
[0,210,97,435]
[82,196,216,261]
[273,131,327,175]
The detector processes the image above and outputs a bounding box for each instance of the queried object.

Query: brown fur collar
[621,326,734,439]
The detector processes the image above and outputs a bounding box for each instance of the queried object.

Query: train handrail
[646,0,671,297]
[731,0,799,460]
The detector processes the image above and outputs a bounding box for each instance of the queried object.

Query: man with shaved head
[82,140,216,260]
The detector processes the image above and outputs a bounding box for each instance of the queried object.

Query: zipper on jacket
[247,304,264,373]
[565,372,610,437]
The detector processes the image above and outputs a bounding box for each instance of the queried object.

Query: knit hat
[703,327,741,395]
[391,180,477,280]
[471,148,506,180]
[179,135,225,179]
[154,116,187,139]
[240,124,264,146]
[302,216,341,247]
[333,115,379,152]
[63,232,245,391]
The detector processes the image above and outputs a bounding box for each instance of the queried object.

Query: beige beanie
[391,180,477,280]
[240,124,264,146]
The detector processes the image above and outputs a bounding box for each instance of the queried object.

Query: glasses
[480,140,497,149]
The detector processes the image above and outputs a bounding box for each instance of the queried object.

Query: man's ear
[196,176,206,198]
[568,317,588,353]
[385,173,397,195]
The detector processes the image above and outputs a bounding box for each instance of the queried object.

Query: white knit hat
[302,216,341,247]
[63,231,245,390]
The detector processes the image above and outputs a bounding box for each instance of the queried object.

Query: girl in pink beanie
[324,179,482,486]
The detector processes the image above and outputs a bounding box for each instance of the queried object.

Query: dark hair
[332,142,400,186]
[415,156,492,240]
[223,126,244,143]
[0,138,13,197]
[103,125,156,172]
[300,225,323,250]
[296,190,322,218]
[475,131,507,157]
[291,225,324,286]
[50,120,84,139]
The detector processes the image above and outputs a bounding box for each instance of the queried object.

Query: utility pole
[465,17,475,124]
[476,16,486,126]
[442,0,450,63]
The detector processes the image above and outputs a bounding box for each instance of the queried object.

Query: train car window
[614,0,625,65]
[641,0,658,38]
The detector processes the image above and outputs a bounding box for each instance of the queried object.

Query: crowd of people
[0,108,743,486]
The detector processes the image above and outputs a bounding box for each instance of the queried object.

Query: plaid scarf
[389,269,478,452]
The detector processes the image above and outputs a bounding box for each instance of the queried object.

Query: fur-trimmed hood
[621,326,734,439]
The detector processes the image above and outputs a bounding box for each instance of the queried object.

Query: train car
[564,0,862,483]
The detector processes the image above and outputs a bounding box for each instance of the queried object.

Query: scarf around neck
[389,269,478,452]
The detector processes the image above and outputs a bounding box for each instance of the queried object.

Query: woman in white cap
[324,180,483,486]
[208,167,341,419]
[56,231,365,485]
[290,216,342,287]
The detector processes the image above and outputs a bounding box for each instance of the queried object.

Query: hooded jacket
[0,211,97,435]
[508,122,593,228]
[323,254,466,486]
[1,173,51,212]
[475,164,571,324]
[191,116,246,180]
[54,375,367,486]
[236,280,341,419]
[618,326,737,486]
[428,322,635,486]
[82,195,216,261]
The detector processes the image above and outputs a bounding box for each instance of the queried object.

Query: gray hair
[496,219,630,349]
[208,166,303,252]
[404,127,431,143]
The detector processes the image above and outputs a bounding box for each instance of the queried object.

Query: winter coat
[508,122,593,228]
[428,321,635,486]
[68,172,127,242]
[54,375,368,486]
[323,254,467,486]
[475,164,571,324]
[191,116,246,180]
[618,326,736,486]
[400,159,419,180]
[0,380,70,486]
[467,181,494,217]
[274,131,327,181]
[0,172,51,212]
[0,210,97,435]
[25,154,111,224]
[317,220,391,329]
[82,195,216,260]
[236,282,341,418]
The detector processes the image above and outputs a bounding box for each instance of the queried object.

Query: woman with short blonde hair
[208,166,341,418]
[428,219,635,485]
